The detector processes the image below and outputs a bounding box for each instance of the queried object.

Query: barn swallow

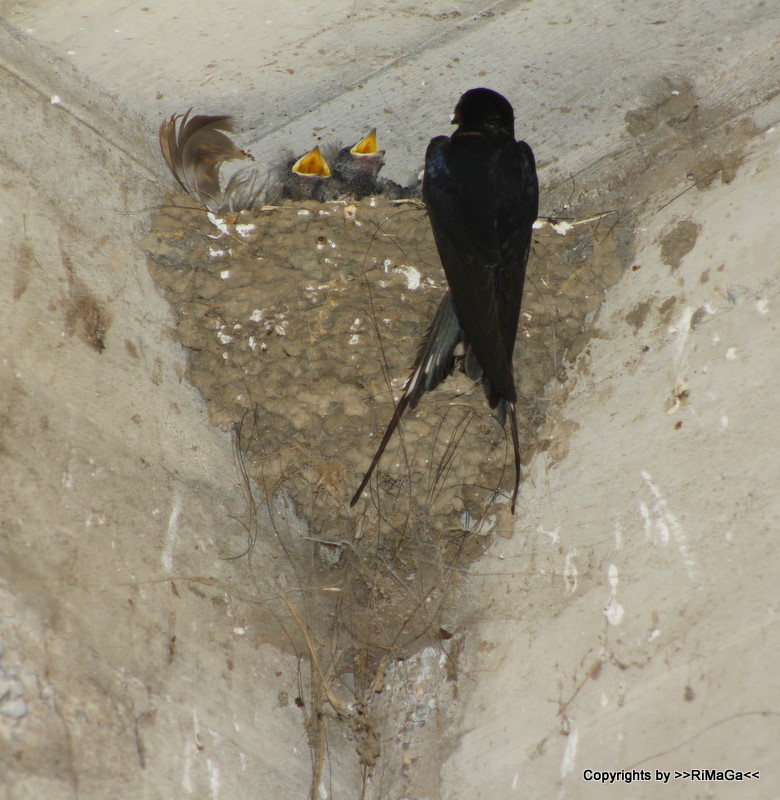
[351,88,538,512]
[331,129,386,199]
[281,145,333,201]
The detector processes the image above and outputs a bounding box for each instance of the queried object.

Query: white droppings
[350,318,361,330]
[672,306,694,369]
[216,331,233,345]
[206,213,230,238]
[755,298,770,315]
[250,309,264,322]
[208,247,226,258]
[298,209,311,216]
[207,758,221,798]
[85,511,106,528]
[182,742,195,792]
[0,694,27,719]
[560,726,578,778]
[192,708,201,745]
[638,500,652,541]
[393,264,422,290]
[724,347,738,361]
[718,415,729,431]
[605,600,624,626]
[563,549,578,594]
[219,269,230,279]
[383,258,392,272]
[235,223,256,238]
[161,494,182,572]
[641,471,697,581]
[604,563,624,625]
[233,626,246,635]
[551,220,574,235]
[607,563,619,592]
[50,95,62,105]
[538,524,560,545]
[348,334,360,345]
[248,336,257,350]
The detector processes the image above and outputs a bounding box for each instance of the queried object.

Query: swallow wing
[423,135,537,407]
[494,139,538,365]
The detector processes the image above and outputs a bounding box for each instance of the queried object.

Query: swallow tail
[350,292,461,507]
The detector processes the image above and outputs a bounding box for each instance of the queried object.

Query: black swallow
[351,88,538,512]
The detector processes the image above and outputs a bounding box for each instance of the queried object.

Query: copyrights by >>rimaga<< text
[583,768,760,785]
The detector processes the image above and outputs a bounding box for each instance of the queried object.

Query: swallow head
[452,88,515,138]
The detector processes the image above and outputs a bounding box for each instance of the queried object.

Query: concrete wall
[1,3,779,798]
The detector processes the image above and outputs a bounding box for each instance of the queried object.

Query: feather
[159,109,256,212]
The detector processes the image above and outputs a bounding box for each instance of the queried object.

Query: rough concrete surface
[1,2,780,799]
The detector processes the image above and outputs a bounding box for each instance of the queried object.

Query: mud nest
[144,194,623,653]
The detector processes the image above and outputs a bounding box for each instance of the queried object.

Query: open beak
[350,129,379,156]
[292,145,331,177]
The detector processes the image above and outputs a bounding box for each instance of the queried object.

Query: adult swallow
[351,88,538,512]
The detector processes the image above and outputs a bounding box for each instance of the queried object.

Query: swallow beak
[451,100,464,126]
[291,145,331,177]
[350,129,379,156]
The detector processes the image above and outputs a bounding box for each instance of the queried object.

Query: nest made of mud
[144,194,621,652]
